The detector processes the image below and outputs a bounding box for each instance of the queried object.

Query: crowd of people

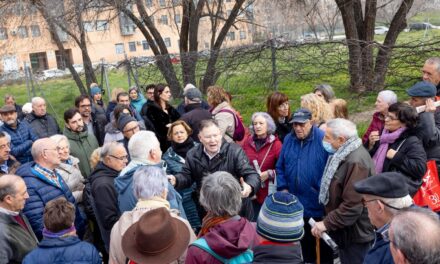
[1,57,440,264]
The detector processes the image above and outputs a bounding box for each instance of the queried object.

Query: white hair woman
[109,166,195,264]
[362,90,398,148]
[185,171,256,263]
[50,134,85,202]
[242,112,282,220]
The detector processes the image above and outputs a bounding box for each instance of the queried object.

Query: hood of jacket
[63,127,89,141]
[203,216,256,259]
[16,162,37,178]
[89,161,121,185]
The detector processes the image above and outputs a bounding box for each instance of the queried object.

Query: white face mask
[322,140,336,154]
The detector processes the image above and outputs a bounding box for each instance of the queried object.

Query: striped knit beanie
[257,191,304,243]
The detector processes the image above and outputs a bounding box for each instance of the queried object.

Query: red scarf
[198,212,230,238]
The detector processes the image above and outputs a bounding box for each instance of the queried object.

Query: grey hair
[326,118,358,139]
[380,195,413,215]
[249,112,276,136]
[31,97,45,106]
[378,90,398,105]
[100,142,124,159]
[0,175,23,201]
[426,57,440,73]
[133,166,168,200]
[314,84,335,103]
[50,134,70,148]
[200,171,242,217]
[391,206,440,264]
[0,131,11,143]
[128,131,160,160]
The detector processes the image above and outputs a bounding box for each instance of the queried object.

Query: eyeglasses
[123,125,140,133]
[43,148,59,153]
[278,102,289,109]
[79,104,91,108]
[362,198,379,207]
[292,122,307,127]
[361,198,402,211]
[384,114,399,121]
[109,155,128,161]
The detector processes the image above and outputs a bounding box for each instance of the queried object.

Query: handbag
[413,160,440,212]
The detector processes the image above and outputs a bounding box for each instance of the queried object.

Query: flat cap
[0,105,16,113]
[407,81,436,97]
[354,172,409,198]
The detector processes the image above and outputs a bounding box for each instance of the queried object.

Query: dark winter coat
[275,118,291,143]
[105,101,117,121]
[15,104,25,121]
[91,108,108,146]
[370,129,427,196]
[276,126,328,218]
[414,110,440,168]
[0,212,38,264]
[176,99,210,115]
[139,100,156,132]
[253,242,303,264]
[24,112,61,138]
[175,141,260,219]
[146,102,180,151]
[0,121,38,164]
[88,161,121,250]
[363,226,394,264]
[180,103,213,142]
[23,236,101,264]
[0,156,21,176]
[16,162,87,240]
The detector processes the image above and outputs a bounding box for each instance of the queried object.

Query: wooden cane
[316,237,321,264]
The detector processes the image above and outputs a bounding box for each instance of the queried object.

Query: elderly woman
[50,134,85,202]
[362,90,398,146]
[242,112,282,219]
[266,92,291,142]
[301,93,333,128]
[206,85,242,143]
[313,84,336,103]
[186,171,256,263]
[369,102,426,195]
[146,84,181,152]
[109,166,195,264]
[128,86,146,114]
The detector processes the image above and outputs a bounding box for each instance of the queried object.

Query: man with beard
[75,95,107,146]
[0,105,37,164]
[63,108,99,178]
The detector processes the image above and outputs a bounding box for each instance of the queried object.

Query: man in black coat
[169,119,260,220]
[24,97,61,138]
[179,88,212,142]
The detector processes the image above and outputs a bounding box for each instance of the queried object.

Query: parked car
[409,23,440,31]
[374,26,389,35]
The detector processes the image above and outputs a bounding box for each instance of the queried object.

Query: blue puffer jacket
[276,126,329,218]
[16,162,87,240]
[0,121,38,164]
[22,236,101,264]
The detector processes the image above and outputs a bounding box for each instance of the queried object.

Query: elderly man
[0,132,20,175]
[311,118,374,264]
[24,97,60,138]
[0,105,37,164]
[0,174,38,263]
[75,94,107,146]
[88,142,128,251]
[116,114,140,156]
[407,81,440,172]
[179,88,213,142]
[389,207,440,264]
[276,108,332,263]
[176,84,210,115]
[110,166,195,264]
[422,57,440,94]
[354,172,414,264]
[15,138,86,240]
[4,94,24,121]
[63,108,99,177]
[114,130,184,215]
[170,119,260,220]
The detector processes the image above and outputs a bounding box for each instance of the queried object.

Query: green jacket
[64,127,99,178]
[0,212,38,264]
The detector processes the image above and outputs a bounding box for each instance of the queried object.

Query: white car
[375,26,389,35]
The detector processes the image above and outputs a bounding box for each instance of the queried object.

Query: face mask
[322,140,336,154]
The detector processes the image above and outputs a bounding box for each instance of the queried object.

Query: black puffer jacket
[175,141,260,219]
[415,110,440,164]
[24,112,60,138]
[146,102,180,152]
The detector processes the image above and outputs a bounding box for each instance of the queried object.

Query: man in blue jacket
[0,104,37,164]
[276,108,332,263]
[16,138,86,240]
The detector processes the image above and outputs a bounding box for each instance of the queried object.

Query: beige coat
[109,197,196,264]
[56,156,85,202]
[211,101,236,143]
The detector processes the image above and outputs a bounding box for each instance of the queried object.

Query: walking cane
[316,237,321,264]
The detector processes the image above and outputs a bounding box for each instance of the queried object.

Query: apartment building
[0,1,253,74]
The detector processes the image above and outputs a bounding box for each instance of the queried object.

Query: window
[128,41,136,52]
[17,26,28,38]
[228,31,235,41]
[164,37,171,47]
[239,30,246,40]
[115,43,125,54]
[142,40,150,50]
[174,14,181,24]
[96,20,109,31]
[172,0,181,5]
[160,15,168,25]
[31,25,41,37]
[84,21,94,32]
[159,0,166,7]
[145,0,153,7]
[0,28,7,40]
[204,42,209,49]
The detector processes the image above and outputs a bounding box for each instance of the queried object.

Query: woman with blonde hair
[300,93,333,128]
[331,98,349,119]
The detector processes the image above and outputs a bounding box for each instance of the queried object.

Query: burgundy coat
[242,134,282,204]
[362,112,385,145]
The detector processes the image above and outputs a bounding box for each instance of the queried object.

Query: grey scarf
[319,136,362,205]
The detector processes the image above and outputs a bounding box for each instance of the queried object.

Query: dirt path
[350,109,375,124]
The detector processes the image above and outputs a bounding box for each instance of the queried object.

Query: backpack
[218,108,245,141]
[191,238,253,264]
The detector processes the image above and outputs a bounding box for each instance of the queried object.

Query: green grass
[410,11,440,25]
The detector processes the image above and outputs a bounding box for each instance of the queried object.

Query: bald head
[0,174,24,200]
[0,174,28,212]
[32,138,60,169]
